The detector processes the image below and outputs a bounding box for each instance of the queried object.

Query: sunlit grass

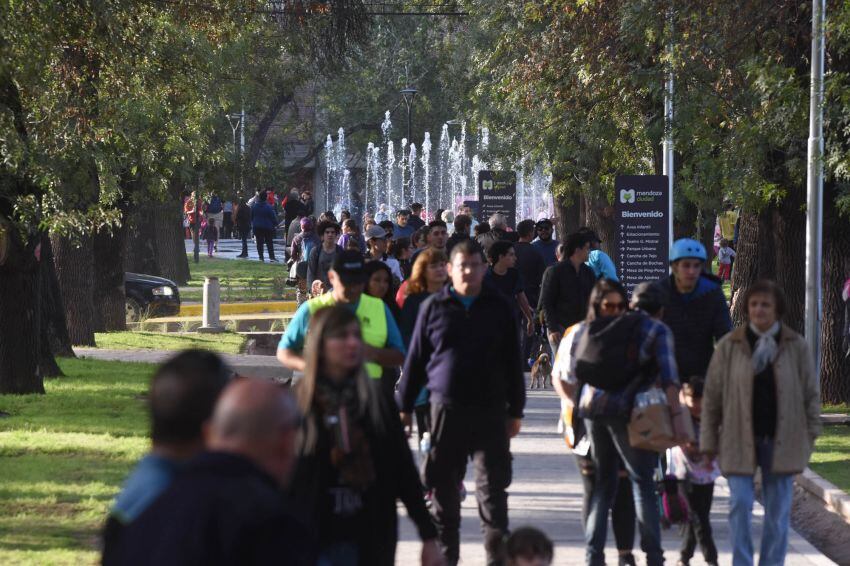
[94,331,246,354]
[810,425,850,493]
[0,358,152,564]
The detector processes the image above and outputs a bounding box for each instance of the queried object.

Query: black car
[125,272,181,322]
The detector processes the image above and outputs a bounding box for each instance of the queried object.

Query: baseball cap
[331,250,366,284]
[579,228,602,243]
[365,225,387,240]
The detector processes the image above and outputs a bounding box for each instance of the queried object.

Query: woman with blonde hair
[286,306,442,566]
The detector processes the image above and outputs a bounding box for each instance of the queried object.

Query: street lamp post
[805,0,826,374]
[400,87,418,144]
[400,88,418,206]
[227,113,242,198]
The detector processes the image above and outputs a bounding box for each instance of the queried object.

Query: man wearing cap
[532,218,559,267]
[578,227,618,281]
[658,238,732,385]
[277,250,406,390]
[365,224,404,281]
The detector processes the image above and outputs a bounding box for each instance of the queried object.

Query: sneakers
[619,553,636,566]
[269,258,279,263]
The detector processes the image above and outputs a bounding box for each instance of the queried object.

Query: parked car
[125,272,181,322]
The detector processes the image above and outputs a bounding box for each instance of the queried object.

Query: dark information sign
[478,171,517,228]
[614,175,670,293]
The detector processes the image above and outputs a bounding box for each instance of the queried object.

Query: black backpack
[574,312,650,391]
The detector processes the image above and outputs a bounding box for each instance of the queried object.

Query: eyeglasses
[601,301,626,312]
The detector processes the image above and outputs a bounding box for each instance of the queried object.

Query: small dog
[530,352,553,389]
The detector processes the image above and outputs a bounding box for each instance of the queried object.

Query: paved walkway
[73,348,292,382]
[185,237,287,262]
[78,344,833,564]
[396,384,834,565]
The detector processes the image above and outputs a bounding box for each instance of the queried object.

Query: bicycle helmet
[670,238,707,263]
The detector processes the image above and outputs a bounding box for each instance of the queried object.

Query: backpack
[659,474,689,527]
[574,312,649,391]
[207,196,222,214]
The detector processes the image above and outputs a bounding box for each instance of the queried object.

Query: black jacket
[514,241,546,307]
[235,204,252,230]
[659,273,732,381]
[537,260,597,333]
[286,380,437,566]
[104,452,315,566]
[475,228,518,253]
[398,283,526,418]
[446,232,469,253]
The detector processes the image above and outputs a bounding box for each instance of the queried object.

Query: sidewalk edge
[796,467,850,524]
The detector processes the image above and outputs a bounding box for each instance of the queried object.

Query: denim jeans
[584,417,663,566]
[727,438,793,566]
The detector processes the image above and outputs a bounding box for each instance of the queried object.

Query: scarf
[313,377,376,490]
[749,321,781,374]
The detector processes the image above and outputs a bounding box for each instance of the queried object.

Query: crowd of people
[109,196,823,566]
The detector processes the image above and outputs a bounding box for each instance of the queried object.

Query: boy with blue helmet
[659,238,732,384]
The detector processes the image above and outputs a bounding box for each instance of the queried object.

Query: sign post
[614,175,670,294]
[477,171,517,228]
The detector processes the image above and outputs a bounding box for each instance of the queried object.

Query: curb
[796,467,850,524]
[178,301,297,317]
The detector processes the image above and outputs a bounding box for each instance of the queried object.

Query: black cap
[331,250,366,284]
[578,227,602,243]
[630,282,668,315]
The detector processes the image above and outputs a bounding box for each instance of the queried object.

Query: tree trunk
[124,197,189,286]
[93,218,128,332]
[0,222,44,394]
[39,235,74,357]
[583,192,617,258]
[773,187,806,333]
[244,89,294,194]
[820,190,850,404]
[124,202,159,275]
[731,208,766,325]
[52,234,96,346]
[554,188,582,239]
[155,198,190,285]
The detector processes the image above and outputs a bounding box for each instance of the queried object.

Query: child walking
[716,238,735,281]
[203,217,218,257]
[670,380,720,566]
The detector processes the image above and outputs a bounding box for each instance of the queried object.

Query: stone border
[796,467,850,524]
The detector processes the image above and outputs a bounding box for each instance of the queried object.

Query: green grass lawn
[810,425,850,492]
[0,358,152,565]
[94,331,246,354]
[184,255,295,302]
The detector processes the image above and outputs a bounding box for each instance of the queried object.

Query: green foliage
[470,0,850,218]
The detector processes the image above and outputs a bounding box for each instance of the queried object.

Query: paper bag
[628,403,676,452]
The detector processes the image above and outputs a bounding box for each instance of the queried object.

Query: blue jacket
[658,273,732,381]
[398,283,526,418]
[251,201,278,230]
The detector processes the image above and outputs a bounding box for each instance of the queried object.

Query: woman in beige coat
[701,280,820,566]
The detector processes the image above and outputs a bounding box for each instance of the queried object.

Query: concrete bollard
[198,276,225,333]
